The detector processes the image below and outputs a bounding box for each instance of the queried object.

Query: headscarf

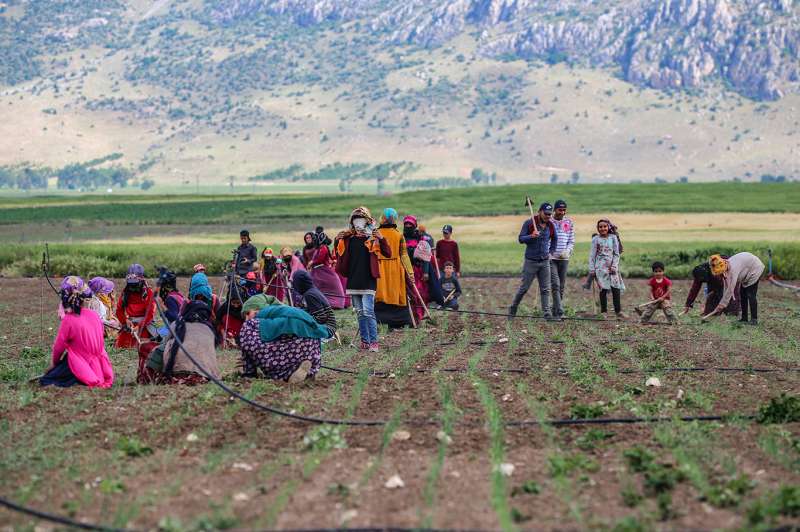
[60,276,91,315]
[280,246,293,259]
[156,268,178,301]
[89,276,115,310]
[403,215,418,239]
[89,277,114,295]
[122,264,147,308]
[314,226,332,246]
[242,293,283,315]
[125,263,145,290]
[193,264,206,273]
[293,270,330,319]
[709,254,728,276]
[165,300,220,376]
[381,208,398,226]
[349,206,375,232]
[261,248,278,277]
[189,272,212,302]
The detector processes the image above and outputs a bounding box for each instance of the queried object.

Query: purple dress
[238,319,321,381]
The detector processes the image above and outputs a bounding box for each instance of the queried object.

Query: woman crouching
[41,276,114,388]
[238,294,331,383]
[140,273,221,385]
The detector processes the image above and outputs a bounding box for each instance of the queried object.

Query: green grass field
[2,183,799,225]
[2,182,799,279]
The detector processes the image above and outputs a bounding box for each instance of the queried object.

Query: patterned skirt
[238,319,321,381]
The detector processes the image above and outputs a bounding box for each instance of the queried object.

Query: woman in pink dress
[41,276,114,388]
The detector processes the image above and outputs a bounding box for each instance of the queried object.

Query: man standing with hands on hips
[549,199,574,317]
[509,202,560,320]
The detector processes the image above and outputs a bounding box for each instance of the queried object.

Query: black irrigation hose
[505,414,757,427]
[0,496,129,532]
[431,307,604,321]
[320,364,800,377]
[154,300,789,432]
[154,300,387,427]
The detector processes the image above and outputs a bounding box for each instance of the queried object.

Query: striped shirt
[551,217,575,259]
[310,306,337,337]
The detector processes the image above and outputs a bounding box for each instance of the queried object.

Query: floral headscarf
[349,206,375,229]
[60,276,91,315]
[709,254,728,276]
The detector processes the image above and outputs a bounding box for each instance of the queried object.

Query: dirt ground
[1,276,799,531]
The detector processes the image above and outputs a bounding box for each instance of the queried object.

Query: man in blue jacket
[509,202,560,320]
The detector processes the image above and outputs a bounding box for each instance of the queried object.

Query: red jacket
[335,234,391,279]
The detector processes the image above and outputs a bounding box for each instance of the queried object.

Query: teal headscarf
[382,207,398,224]
[255,305,331,342]
[189,272,212,301]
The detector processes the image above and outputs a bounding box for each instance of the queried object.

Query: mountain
[0,0,798,187]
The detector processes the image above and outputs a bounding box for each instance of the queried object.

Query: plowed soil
[1,276,799,531]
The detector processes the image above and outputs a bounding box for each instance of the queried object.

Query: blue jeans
[351,294,378,344]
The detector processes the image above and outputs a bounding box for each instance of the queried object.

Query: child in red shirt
[435,224,461,275]
[636,261,677,324]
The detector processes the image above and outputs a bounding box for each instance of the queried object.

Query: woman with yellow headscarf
[703,252,765,325]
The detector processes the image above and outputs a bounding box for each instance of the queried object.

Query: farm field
[1,276,799,530]
[2,183,800,279]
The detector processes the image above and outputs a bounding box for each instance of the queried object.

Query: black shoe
[508,306,517,319]
[749,319,758,326]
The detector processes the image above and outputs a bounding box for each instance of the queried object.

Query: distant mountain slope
[0,0,797,186]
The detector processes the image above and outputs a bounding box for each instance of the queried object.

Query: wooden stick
[408,279,432,320]
[407,296,418,329]
[443,289,456,303]
[700,308,720,322]
[635,298,663,310]
[525,195,540,237]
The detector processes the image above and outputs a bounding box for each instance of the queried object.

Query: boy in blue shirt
[438,262,462,310]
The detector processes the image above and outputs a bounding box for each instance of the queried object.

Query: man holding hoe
[509,199,560,320]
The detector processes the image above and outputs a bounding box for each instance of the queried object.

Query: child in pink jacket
[41,276,114,388]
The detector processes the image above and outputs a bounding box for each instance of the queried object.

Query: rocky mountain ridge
[209,0,800,100]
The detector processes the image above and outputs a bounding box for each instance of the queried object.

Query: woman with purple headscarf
[87,277,120,332]
[41,276,114,388]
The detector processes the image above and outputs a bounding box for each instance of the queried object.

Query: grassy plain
[1,183,799,279]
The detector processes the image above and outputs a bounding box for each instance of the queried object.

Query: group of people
[233,209,463,346]
[40,200,768,391]
[40,206,465,389]
[509,200,765,325]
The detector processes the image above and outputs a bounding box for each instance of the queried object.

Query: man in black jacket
[509,202,559,320]
[236,229,258,275]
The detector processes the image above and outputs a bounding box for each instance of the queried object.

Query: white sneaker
[288,360,312,383]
